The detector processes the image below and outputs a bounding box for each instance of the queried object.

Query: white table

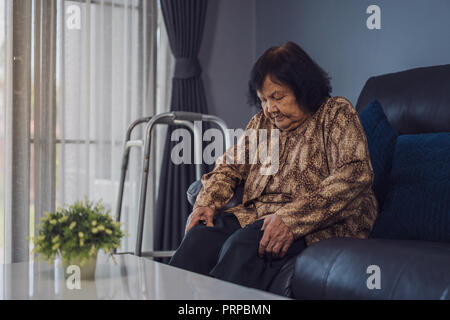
[0,253,287,300]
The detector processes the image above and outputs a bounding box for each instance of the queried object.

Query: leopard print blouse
[194,96,379,246]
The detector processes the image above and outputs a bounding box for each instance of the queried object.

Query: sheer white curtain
[0,0,12,264]
[2,0,32,264]
[57,0,174,253]
[0,0,174,263]
[0,0,3,263]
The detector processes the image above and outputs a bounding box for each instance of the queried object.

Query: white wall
[255,0,450,106]
[199,0,450,120]
[199,0,258,130]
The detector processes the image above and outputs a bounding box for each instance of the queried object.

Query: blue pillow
[371,133,450,241]
[358,99,398,209]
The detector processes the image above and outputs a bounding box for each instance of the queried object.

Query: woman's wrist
[193,202,217,213]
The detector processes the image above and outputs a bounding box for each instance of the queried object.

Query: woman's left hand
[258,214,294,260]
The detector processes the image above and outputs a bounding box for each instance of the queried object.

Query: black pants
[169,211,307,291]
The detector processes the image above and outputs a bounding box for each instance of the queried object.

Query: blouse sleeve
[275,99,375,239]
[193,112,262,212]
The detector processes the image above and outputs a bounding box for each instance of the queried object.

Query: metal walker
[115,111,231,258]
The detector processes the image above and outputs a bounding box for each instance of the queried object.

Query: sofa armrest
[186,180,203,206]
[292,238,450,300]
[186,180,244,211]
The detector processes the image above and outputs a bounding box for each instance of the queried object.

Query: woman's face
[257,75,311,131]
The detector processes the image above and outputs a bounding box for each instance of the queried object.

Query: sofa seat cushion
[292,238,450,299]
[358,99,398,208]
[371,132,450,241]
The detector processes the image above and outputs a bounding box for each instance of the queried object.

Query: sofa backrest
[355,64,450,134]
[356,65,450,242]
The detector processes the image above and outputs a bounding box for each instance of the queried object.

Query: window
[0,0,7,263]
[0,0,173,263]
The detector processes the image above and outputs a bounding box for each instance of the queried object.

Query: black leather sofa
[187,64,450,299]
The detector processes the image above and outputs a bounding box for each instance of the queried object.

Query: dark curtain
[154,0,211,256]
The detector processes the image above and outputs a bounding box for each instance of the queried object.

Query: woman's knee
[173,224,231,261]
[169,226,211,269]
[220,226,263,255]
[177,225,210,253]
[170,225,229,274]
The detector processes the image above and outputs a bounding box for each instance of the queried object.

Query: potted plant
[31,198,126,280]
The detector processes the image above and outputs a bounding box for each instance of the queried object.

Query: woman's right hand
[185,206,215,234]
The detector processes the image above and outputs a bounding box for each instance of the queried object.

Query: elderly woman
[169,41,378,291]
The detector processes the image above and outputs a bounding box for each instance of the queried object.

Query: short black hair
[247,41,332,113]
